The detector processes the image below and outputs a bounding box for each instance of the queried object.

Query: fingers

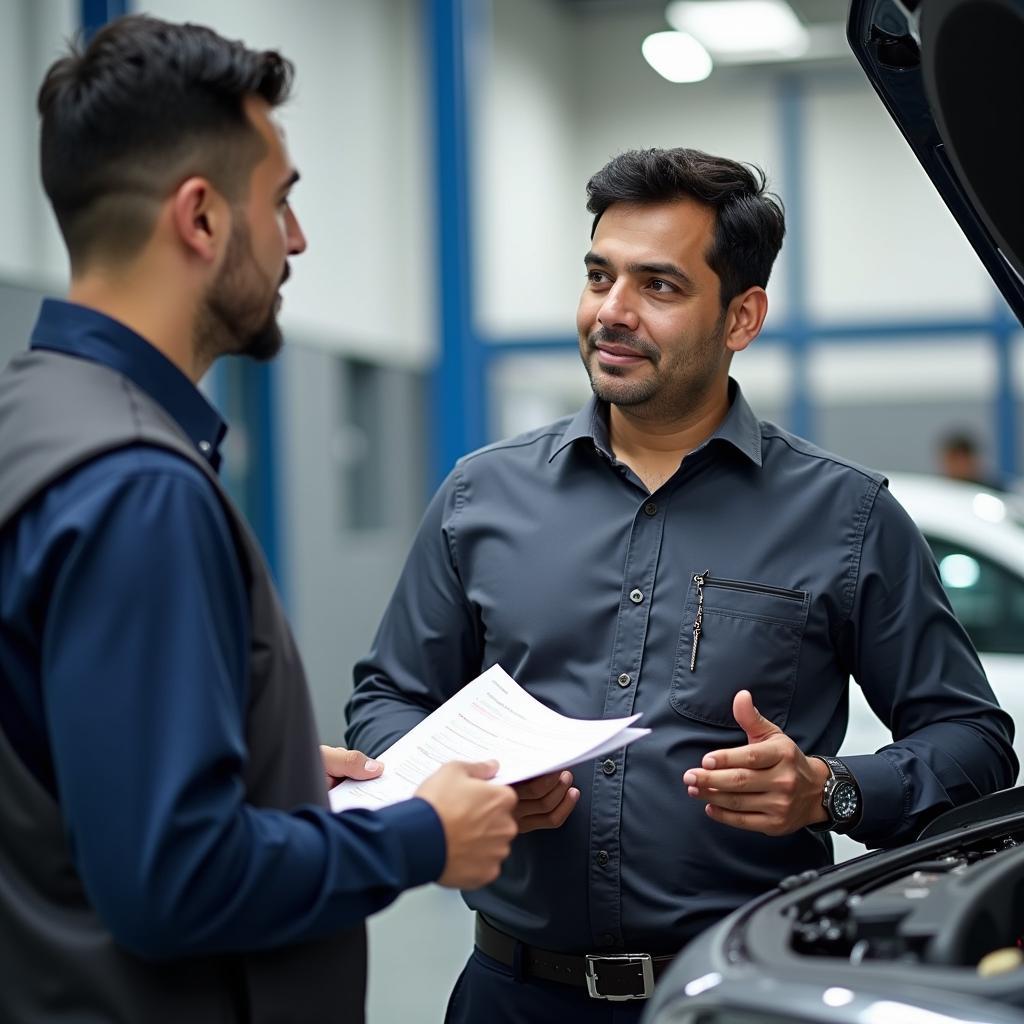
[321,745,383,783]
[732,689,782,743]
[697,737,783,773]
[701,803,782,835]
[517,787,580,834]
[459,759,501,781]
[513,770,573,800]
[683,765,765,797]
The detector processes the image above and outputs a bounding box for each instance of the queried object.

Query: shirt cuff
[372,796,447,886]
[840,752,907,847]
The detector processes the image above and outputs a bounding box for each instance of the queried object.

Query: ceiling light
[666,0,809,60]
[642,31,713,83]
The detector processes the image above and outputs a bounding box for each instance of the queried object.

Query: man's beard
[196,219,285,364]
[580,313,727,419]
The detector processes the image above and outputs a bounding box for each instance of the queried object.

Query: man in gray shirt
[346,147,1015,1023]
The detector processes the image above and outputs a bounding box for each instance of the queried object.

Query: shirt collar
[30,298,227,472]
[549,377,763,468]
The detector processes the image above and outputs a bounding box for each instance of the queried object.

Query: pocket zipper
[689,571,803,672]
[701,576,804,601]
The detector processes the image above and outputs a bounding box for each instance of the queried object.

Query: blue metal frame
[80,0,127,40]
[427,16,1020,484]
[246,362,283,592]
[428,0,486,487]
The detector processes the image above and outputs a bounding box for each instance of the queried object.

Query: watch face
[832,782,859,821]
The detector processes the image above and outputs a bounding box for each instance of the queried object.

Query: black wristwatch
[808,755,861,834]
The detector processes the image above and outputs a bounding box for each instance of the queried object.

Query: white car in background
[836,472,1024,859]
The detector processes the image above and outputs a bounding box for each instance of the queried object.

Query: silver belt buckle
[584,953,655,1000]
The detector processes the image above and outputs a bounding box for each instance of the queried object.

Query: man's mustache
[587,327,660,364]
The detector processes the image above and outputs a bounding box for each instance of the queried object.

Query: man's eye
[587,270,609,284]
[649,279,674,293]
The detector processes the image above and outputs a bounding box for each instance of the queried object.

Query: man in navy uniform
[0,16,516,1023]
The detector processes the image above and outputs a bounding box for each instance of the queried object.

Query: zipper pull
[690,570,709,672]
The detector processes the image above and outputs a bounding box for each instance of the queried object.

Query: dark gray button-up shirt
[346,381,1016,953]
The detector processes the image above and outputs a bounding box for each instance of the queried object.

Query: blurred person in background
[938,429,1008,491]
[0,15,516,1024]
[347,147,1016,1023]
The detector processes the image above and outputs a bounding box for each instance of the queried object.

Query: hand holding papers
[330,665,650,812]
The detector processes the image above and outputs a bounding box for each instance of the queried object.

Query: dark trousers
[444,950,646,1024]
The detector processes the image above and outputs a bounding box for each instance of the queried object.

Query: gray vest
[0,350,366,1023]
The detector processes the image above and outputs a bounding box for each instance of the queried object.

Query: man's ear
[724,287,769,354]
[170,176,229,264]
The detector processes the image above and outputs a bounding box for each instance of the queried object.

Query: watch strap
[808,755,859,834]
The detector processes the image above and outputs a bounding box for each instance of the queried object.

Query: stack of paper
[330,664,649,812]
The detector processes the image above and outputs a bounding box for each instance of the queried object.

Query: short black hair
[37,15,294,271]
[586,148,786,307]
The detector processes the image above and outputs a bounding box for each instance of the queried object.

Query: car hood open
[847,0,1024,325]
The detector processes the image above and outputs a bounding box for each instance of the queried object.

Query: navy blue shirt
[347,384,1016,953]
[0,299,445,959]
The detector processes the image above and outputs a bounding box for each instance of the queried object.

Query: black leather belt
[474,914,676,1001]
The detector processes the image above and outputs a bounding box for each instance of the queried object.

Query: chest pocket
[670,573,809,730]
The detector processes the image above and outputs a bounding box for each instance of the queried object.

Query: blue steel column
[427,0,486,489]
[993,297,1019,479]
[778,74,813,440]
[80,0,128,40]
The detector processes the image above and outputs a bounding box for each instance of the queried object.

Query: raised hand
[682,690,829,836]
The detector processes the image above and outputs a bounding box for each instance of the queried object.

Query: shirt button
[600,933,615,946]
[617,673,631,687]
[596,850,610,867]
[198,440,212,454]
[644,501,657,517]
[601,758,616,776]
[629,589,644,604]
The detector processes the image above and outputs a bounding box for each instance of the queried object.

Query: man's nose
[286,206,307,256]
[597,282,639,332]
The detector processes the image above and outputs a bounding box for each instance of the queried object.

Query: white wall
[0,0,77,289]
[804,74,997,323]
[472,2,997,341]
[469,0,585,337]
[471,0,1009,478]
[138,0,435,368]
[471,2,788,341]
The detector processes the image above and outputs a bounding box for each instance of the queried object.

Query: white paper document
[330,664,650,812]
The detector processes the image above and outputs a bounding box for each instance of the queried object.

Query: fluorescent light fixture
[666,0,809,60]
[642,31,713,83]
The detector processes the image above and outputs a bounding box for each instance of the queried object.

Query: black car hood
[847,0,1024,325]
